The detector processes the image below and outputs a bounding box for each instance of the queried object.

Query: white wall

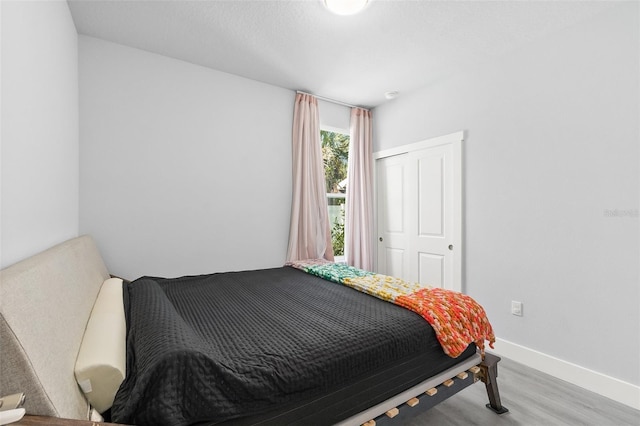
[373,1,639,395]
[1,0,79,268]
[79,36,294,279]
[319,99,351,133]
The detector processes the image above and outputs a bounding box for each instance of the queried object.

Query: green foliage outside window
[332,208,345,256]
[321,131,349,193]
[321,130,349,256]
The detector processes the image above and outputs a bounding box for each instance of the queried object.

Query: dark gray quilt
[111,267,463,426]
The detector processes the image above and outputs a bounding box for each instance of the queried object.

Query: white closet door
[409,144,453,288]
[376,154,410,280]
[375,132,462,291]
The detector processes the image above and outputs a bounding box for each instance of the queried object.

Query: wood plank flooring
[402,356,639,425]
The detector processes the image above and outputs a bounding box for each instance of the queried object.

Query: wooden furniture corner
[16,415,125,426]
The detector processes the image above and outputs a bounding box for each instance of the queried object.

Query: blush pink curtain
[286,93,334,262]
[345,107,373,270]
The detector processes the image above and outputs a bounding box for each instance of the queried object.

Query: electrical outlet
[511,301,523,316]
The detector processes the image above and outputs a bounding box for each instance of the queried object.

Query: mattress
[111,266,475,426]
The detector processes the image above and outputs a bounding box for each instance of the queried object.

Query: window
[321,130,349,259]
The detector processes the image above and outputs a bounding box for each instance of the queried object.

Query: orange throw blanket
[396,288,495,358]
[287,260,495,358]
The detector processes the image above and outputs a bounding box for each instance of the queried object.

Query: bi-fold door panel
[376,156,409,281]
[376,131,463,292]
[412,145,452,289]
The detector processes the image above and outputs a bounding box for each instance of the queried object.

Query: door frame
[373,131,464,292]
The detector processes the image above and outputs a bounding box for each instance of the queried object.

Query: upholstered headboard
[0,235,110,419]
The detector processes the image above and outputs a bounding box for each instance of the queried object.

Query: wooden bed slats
[358,363,483,425]
[406,397,420,407]
[350,355,508,426]
[468,365,482,383]
[385,408,399,418]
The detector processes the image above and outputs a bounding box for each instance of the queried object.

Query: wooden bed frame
[339,352,507,425]
[0,235,507,424]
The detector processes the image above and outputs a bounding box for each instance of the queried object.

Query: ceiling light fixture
[324,0,368,16]
[385,91,399,100]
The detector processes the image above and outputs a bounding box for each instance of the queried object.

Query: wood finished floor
[402,356,639,426]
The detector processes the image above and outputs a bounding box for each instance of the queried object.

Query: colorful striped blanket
[286,260,495,358]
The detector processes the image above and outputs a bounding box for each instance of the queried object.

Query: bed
[0,236,507,425]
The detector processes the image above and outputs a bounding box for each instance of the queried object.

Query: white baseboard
[492,337,640,411]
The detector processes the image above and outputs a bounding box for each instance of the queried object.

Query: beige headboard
[0,235,110,419]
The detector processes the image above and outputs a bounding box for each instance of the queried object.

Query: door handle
[379,237,383,242]
[448,244,453,250]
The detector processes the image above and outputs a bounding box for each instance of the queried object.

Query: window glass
[321,130,349,258]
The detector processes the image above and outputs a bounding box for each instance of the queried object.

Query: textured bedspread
[111,267,466,426]
[287,260,495,358]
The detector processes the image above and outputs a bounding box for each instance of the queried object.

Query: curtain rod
[296,90,369,111]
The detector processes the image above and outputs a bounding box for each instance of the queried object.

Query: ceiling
[67,0,618,108]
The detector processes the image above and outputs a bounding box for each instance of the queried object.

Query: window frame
[320,126,350,263]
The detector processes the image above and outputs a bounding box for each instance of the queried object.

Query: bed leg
[480,353,509,414]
